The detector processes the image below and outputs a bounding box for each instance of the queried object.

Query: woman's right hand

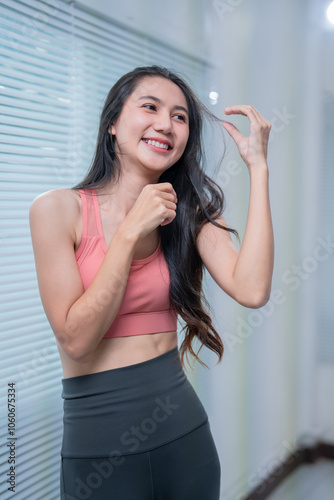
[122,182,178,240]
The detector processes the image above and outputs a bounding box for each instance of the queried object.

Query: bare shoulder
[29,188,82,247]
[30,188,80,215]
[30,188,81,227]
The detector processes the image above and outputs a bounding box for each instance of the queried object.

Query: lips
[142,137,173,150]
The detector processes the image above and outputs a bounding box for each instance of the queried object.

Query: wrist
[248,161,269,175]
[116,221,141,246]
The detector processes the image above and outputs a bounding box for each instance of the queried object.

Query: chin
[141,158,175,172]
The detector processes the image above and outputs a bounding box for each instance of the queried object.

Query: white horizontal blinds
[317,92,334,364]
[0,0,75,187]
[69,7,148,183]
[0,1,208,499]
[0,1,72,499]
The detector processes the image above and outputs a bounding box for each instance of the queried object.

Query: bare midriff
[58,330,178,379]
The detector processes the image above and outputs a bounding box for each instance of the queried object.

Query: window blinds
[0,1,208,498]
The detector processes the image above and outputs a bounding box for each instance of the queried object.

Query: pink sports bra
[75,188,178,338]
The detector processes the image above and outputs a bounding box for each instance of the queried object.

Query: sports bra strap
[79,189,101,239]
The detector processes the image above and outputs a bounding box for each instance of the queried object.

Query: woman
[30,65,274,499]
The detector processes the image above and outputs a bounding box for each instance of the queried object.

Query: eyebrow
[138,95,188,115]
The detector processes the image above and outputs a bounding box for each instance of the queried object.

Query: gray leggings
[60,347,221,499]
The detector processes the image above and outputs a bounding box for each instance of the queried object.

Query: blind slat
[0,116,70,133]
[0,104,71,124]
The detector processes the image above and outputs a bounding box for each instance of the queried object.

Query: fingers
[152,182,177,203]
[222,105,271,166]
[222,121,244,143]
[141,183,178,228]
[159,198,177,227]
[159,191,178,204]
[223,105,271,146]
[225,104,260,120]
[160,213,175,226]
[224,105,271,128]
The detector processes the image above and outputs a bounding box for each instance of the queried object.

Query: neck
[98,168,161,219]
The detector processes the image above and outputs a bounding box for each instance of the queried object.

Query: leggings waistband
[61,346,181,399]
[61,347,208,458]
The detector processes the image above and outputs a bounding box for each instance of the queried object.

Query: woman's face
[109,76,190,177]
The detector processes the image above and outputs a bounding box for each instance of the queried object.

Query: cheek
[124,113,150,138]
[136,113,152,128]
[113,118,143,145]
[174,137,189,162]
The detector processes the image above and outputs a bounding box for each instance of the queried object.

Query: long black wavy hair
[73,65,239,368]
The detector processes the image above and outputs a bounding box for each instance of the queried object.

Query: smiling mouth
[142,139,172,151]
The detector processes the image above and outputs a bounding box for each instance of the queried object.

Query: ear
[108,123,116,135]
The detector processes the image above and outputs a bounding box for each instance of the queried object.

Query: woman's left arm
[196,105,274,309]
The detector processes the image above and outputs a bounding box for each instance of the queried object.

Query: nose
[153,111,172,134]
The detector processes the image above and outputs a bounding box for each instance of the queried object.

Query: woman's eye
[173,114,186,122]
[143,104,156,111]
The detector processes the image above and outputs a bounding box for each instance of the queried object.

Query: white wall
[313,2,334,443]
[197,0,334,497]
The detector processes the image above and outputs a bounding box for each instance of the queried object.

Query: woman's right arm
[29,183,177,363]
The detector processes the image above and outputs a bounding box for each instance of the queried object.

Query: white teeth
[145,139,169,150]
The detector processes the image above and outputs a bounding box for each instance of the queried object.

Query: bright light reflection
[326,1,334,25]
[209,91,219,101]
[209,91,219,105]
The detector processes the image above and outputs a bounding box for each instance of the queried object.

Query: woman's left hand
[222,105,271,169]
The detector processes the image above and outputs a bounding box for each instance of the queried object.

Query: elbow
[57,329,94,364]
[248,292,270,309]
[66,343,93,364]
[236,286,272,309]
